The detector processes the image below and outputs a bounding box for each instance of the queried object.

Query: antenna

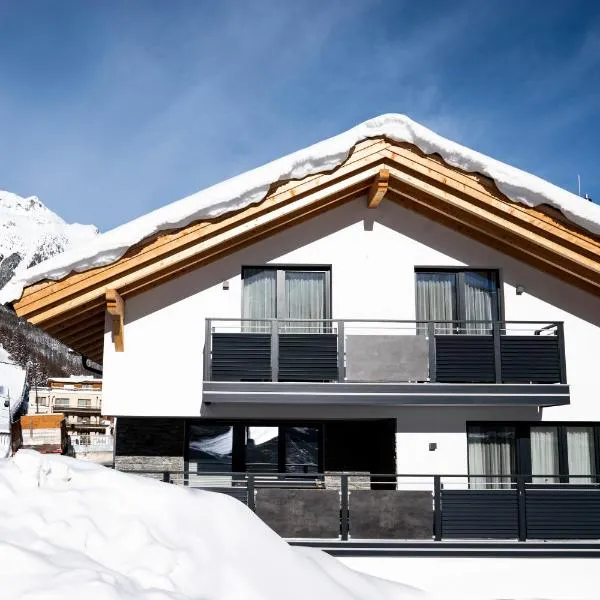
[577,174,581,196]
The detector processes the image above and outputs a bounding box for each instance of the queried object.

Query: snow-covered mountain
[0,191,100,391]
[0,190,98,291]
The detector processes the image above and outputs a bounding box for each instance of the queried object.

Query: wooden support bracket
[367,168,390,208]
[106,288,125,352]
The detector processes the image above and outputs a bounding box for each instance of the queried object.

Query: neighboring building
[5,115,600,542]
[20,413,67,454]
[28,376,113,462]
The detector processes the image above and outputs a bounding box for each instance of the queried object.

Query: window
[188,422,322,474]
[37,396,47,406]
[188,424,233,473]
[467,425,516,488]
[78,398,91,409]
[530,426,560,484]
[567,426,596,484]
[54,398,70,409]
[468,423,599,485]
[242,267,330,332]
[415,269,500,333]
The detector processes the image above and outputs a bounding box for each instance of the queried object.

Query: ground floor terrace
[113,415,600,543]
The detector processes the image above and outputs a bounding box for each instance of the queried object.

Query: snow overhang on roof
[5,113,600,363]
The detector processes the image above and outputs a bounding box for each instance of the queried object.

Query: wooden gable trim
[367,169,390,208]
[105,289,124,352]
[10,137,600,363]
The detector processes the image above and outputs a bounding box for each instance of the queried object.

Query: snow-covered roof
[49,376,102,383]
[3,113,600,304]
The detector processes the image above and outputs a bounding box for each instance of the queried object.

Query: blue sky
[0,0,598,231]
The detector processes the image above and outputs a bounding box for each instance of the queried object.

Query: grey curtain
[284,271,326,333]
[464,271,495,334]
[567,426,596,484]
[415,272,455,334]
[468,426,515,488]
[531,426,560,484]
[242,269,276,332]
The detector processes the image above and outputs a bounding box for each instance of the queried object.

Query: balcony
[203,319,569,407]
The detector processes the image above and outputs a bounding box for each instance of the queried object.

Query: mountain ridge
[0,191,100,386]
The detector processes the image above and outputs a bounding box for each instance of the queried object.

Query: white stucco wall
[103,197,600,471]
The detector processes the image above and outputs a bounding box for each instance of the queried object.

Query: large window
[415,269,500,333]
[468,423,599,486]
[187,422,322,474]
[242,266,330,332]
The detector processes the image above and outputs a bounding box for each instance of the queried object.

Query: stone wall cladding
[115,417,186,482]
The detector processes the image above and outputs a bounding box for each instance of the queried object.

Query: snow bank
[3,113,599,305]
[0,451,424,600]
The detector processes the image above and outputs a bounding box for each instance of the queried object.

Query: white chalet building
[5,114,600,542]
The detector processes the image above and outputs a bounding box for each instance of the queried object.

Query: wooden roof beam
[367,169,390,209]
[105,289,124,352]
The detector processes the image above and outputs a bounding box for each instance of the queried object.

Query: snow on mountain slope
[0,190,98,292]
[0,191,97,388]
[0,451,425,600]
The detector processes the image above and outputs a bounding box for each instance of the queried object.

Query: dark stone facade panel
[349,490,433,539]
[255,489,340,538]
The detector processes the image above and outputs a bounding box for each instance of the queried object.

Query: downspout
[81,356,103,376]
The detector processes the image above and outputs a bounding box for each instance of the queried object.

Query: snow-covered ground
[343,556,597,600]
[3,113,600,304]
[0,451,423,600]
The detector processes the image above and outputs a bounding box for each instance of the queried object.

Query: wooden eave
[11,137,600,364]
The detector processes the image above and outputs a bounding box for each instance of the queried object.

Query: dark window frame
[185,419,325,474]
[241,265,332,321]
[414,267,505,327]
[467,421,600,484]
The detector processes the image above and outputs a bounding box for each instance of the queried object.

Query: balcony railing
[204,319,566,385]
[120,470,599,541]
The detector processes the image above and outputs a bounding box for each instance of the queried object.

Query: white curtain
[531,427,559,484]
[567,427,596,484]
[242,269,276,332]
[464,272,495,334]
[284,271,326,333]
[468,426,515,488]
[415,273,455,334]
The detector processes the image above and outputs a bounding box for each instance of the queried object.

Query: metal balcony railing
[204,319,567,385]
[119,470,599,541]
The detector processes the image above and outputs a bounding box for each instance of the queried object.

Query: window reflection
[188,425,232,472]
[284,427,319,473]
[246,426,278,472]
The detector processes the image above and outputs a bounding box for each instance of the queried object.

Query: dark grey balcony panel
[278,334,338,382]
[349,490,433,539]
[501,336,561,383]
[255,489,340,538]
[441,490,519,539]
[346,335,428,382]
[435,336,496,383]
[525,489,600,539]
[211,333,271,381]
[203,382,570,407]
